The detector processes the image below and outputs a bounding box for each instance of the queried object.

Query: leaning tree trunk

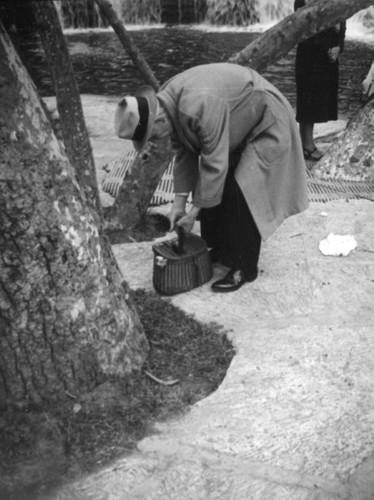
[32,0,102,217]
[110,0,374,230]
[92,0,162,231]
[0,22,148,411]
[229,0,374,72]
[311,98,374,182]
[104,135,175,231]
[94,0,159,91]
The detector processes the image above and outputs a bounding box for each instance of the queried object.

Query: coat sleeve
[189,94,230,208]
[173,93,231,208]
[173,147,199,194]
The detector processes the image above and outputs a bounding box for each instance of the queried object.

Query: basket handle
[175,225,185,254]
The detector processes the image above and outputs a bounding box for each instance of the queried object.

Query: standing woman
[294,0,346,161]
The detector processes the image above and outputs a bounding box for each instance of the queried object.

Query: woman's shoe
[303,147,324,161]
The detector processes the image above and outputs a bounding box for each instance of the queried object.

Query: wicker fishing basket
[152,228,212,295]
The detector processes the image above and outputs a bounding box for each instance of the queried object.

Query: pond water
[23,26,374,120]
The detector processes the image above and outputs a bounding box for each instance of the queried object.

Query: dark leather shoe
[211,268,257,293]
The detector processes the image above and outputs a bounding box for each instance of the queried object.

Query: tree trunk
[105,136,175,231]
[94,0,159,91]
[92,0,161,231]
[0,22,148,411]
[311,99,374,182]
[228,0,374,72]
[32,0,103,217]
[111,0,373,230]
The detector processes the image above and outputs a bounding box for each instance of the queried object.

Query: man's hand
[169,194,188,231]
[175,205,201,235]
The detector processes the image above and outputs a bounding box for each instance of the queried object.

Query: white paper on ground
[319,233,357,256]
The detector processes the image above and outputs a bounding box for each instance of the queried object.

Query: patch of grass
[0,289,235,500]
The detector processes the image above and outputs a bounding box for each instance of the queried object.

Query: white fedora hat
[114,85,158,152]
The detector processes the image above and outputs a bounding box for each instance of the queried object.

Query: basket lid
[152,233,208,260]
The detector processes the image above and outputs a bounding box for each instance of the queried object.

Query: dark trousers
[199,167,261,278]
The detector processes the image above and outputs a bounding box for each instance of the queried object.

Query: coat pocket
[251,113,290,166]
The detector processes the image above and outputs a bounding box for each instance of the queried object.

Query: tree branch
[229,0,374,72]
[94,0,159,91]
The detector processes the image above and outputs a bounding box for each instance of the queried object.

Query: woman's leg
[299,122,315,151]
[299,122,324,160]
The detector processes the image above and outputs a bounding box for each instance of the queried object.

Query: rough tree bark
[312,98,374,182]
[94,0,159,91]
[111,0,374,229]
[32,0,102,217]
[0,22,148,411]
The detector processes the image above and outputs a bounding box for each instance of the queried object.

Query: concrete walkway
[47,97,374,499]
[52,198,374,500]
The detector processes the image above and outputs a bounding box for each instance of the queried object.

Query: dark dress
[294,0,346,123]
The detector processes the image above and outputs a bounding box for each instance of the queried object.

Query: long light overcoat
[157,63,308,240]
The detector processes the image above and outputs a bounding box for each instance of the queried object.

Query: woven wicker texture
[152,233,212,295]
